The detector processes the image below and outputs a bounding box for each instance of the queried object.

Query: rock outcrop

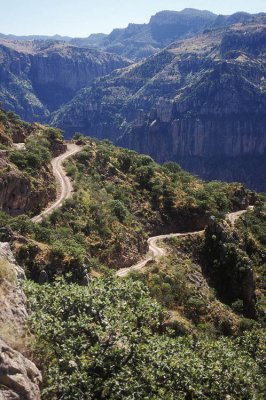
[52,22,266,192]
[0,243,42,399]
[0,242,27,341]
[0,340,42,400]
[0,158,56,216]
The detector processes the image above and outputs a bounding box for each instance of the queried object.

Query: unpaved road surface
[30,147,253,276]
[31,144,81,223]
[116,208,253,277]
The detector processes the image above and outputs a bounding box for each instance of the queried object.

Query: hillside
[52,22,266,192]
[0,109,65,215]
[0,134,264,399]
[0,117,265,398]
[0,8,266,398]
[0,40,130,122]
[0,136,256,278]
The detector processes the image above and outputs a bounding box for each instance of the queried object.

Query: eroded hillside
[52,22,266,192]
[0,109,65,215]
[0,40,130,121]
[0,126,265,399]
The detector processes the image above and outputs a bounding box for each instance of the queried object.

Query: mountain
[70,33,108,47]
[84,8,217,60]
[3,9,265,62]
[68,9,266,60]
[0,39,130,122]
[52,21,266,192]
[0,33,73,42]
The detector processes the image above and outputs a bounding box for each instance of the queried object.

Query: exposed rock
[0,40,130,122]
[0,243,42,399]
[0,158,56,216]
[50,140,67,157]
[52,22,266,192]
[0,243,27,342]
[0,339,42,400]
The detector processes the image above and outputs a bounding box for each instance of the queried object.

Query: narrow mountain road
[30,146,253,276]
[116,208,253,277]
[31,143,81,223]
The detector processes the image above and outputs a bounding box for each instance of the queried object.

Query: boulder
[0,340,42,400]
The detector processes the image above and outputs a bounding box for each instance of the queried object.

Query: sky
[1,0,266,37]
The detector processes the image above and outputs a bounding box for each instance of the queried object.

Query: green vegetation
[1,138,255,282]
[10,138,51,172]
[1,129,264,399]
[25,277,265,400]
[9,126,63,175]
[236,199,266,322]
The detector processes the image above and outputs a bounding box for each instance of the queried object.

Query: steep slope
[0,243,42,399]
[52,22,266,192]
[0,40,130,122]
[0,117,264,399]
[0,109,66,215]
[0,136,256,282]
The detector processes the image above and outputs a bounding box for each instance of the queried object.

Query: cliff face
[0,242,42,399]
[53,22,266,192]
[0,40,130,122]
[0,159,56,216]
[0,110,60,216]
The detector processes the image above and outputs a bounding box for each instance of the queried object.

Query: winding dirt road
[31,143,81,223]
[116,208,253,277]
[30,146,253,276]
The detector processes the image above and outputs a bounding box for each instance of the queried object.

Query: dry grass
[0,259,16,285]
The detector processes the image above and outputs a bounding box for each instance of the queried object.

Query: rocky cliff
[0,158,56,216]
[0,110,62,216]
[52,22,266,192]
[0,243,42,399]
[0,40,130,122]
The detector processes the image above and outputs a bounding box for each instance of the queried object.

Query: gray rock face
[53,22,266,192]
[0,243,27,343]
[0,40,130,122]
[0,243,42,400]
[0,158,56,216]
[0,340,42,400]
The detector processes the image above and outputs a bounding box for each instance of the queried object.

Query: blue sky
[1,0,265,37]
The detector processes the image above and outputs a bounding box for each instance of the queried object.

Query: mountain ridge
[1,9,266,60]
[51,21,266,192]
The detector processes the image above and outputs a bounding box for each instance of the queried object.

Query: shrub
[25,277,265,400]
[10,138,51,172]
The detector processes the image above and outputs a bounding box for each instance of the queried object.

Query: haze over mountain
[0,8,266,191]
[0,39,130,122]
[0,6,266,400]
[52,18,266,192]
[1,9,266,60]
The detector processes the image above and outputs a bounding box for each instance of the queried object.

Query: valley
[0,10,265,191]
[0,5,265,400]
